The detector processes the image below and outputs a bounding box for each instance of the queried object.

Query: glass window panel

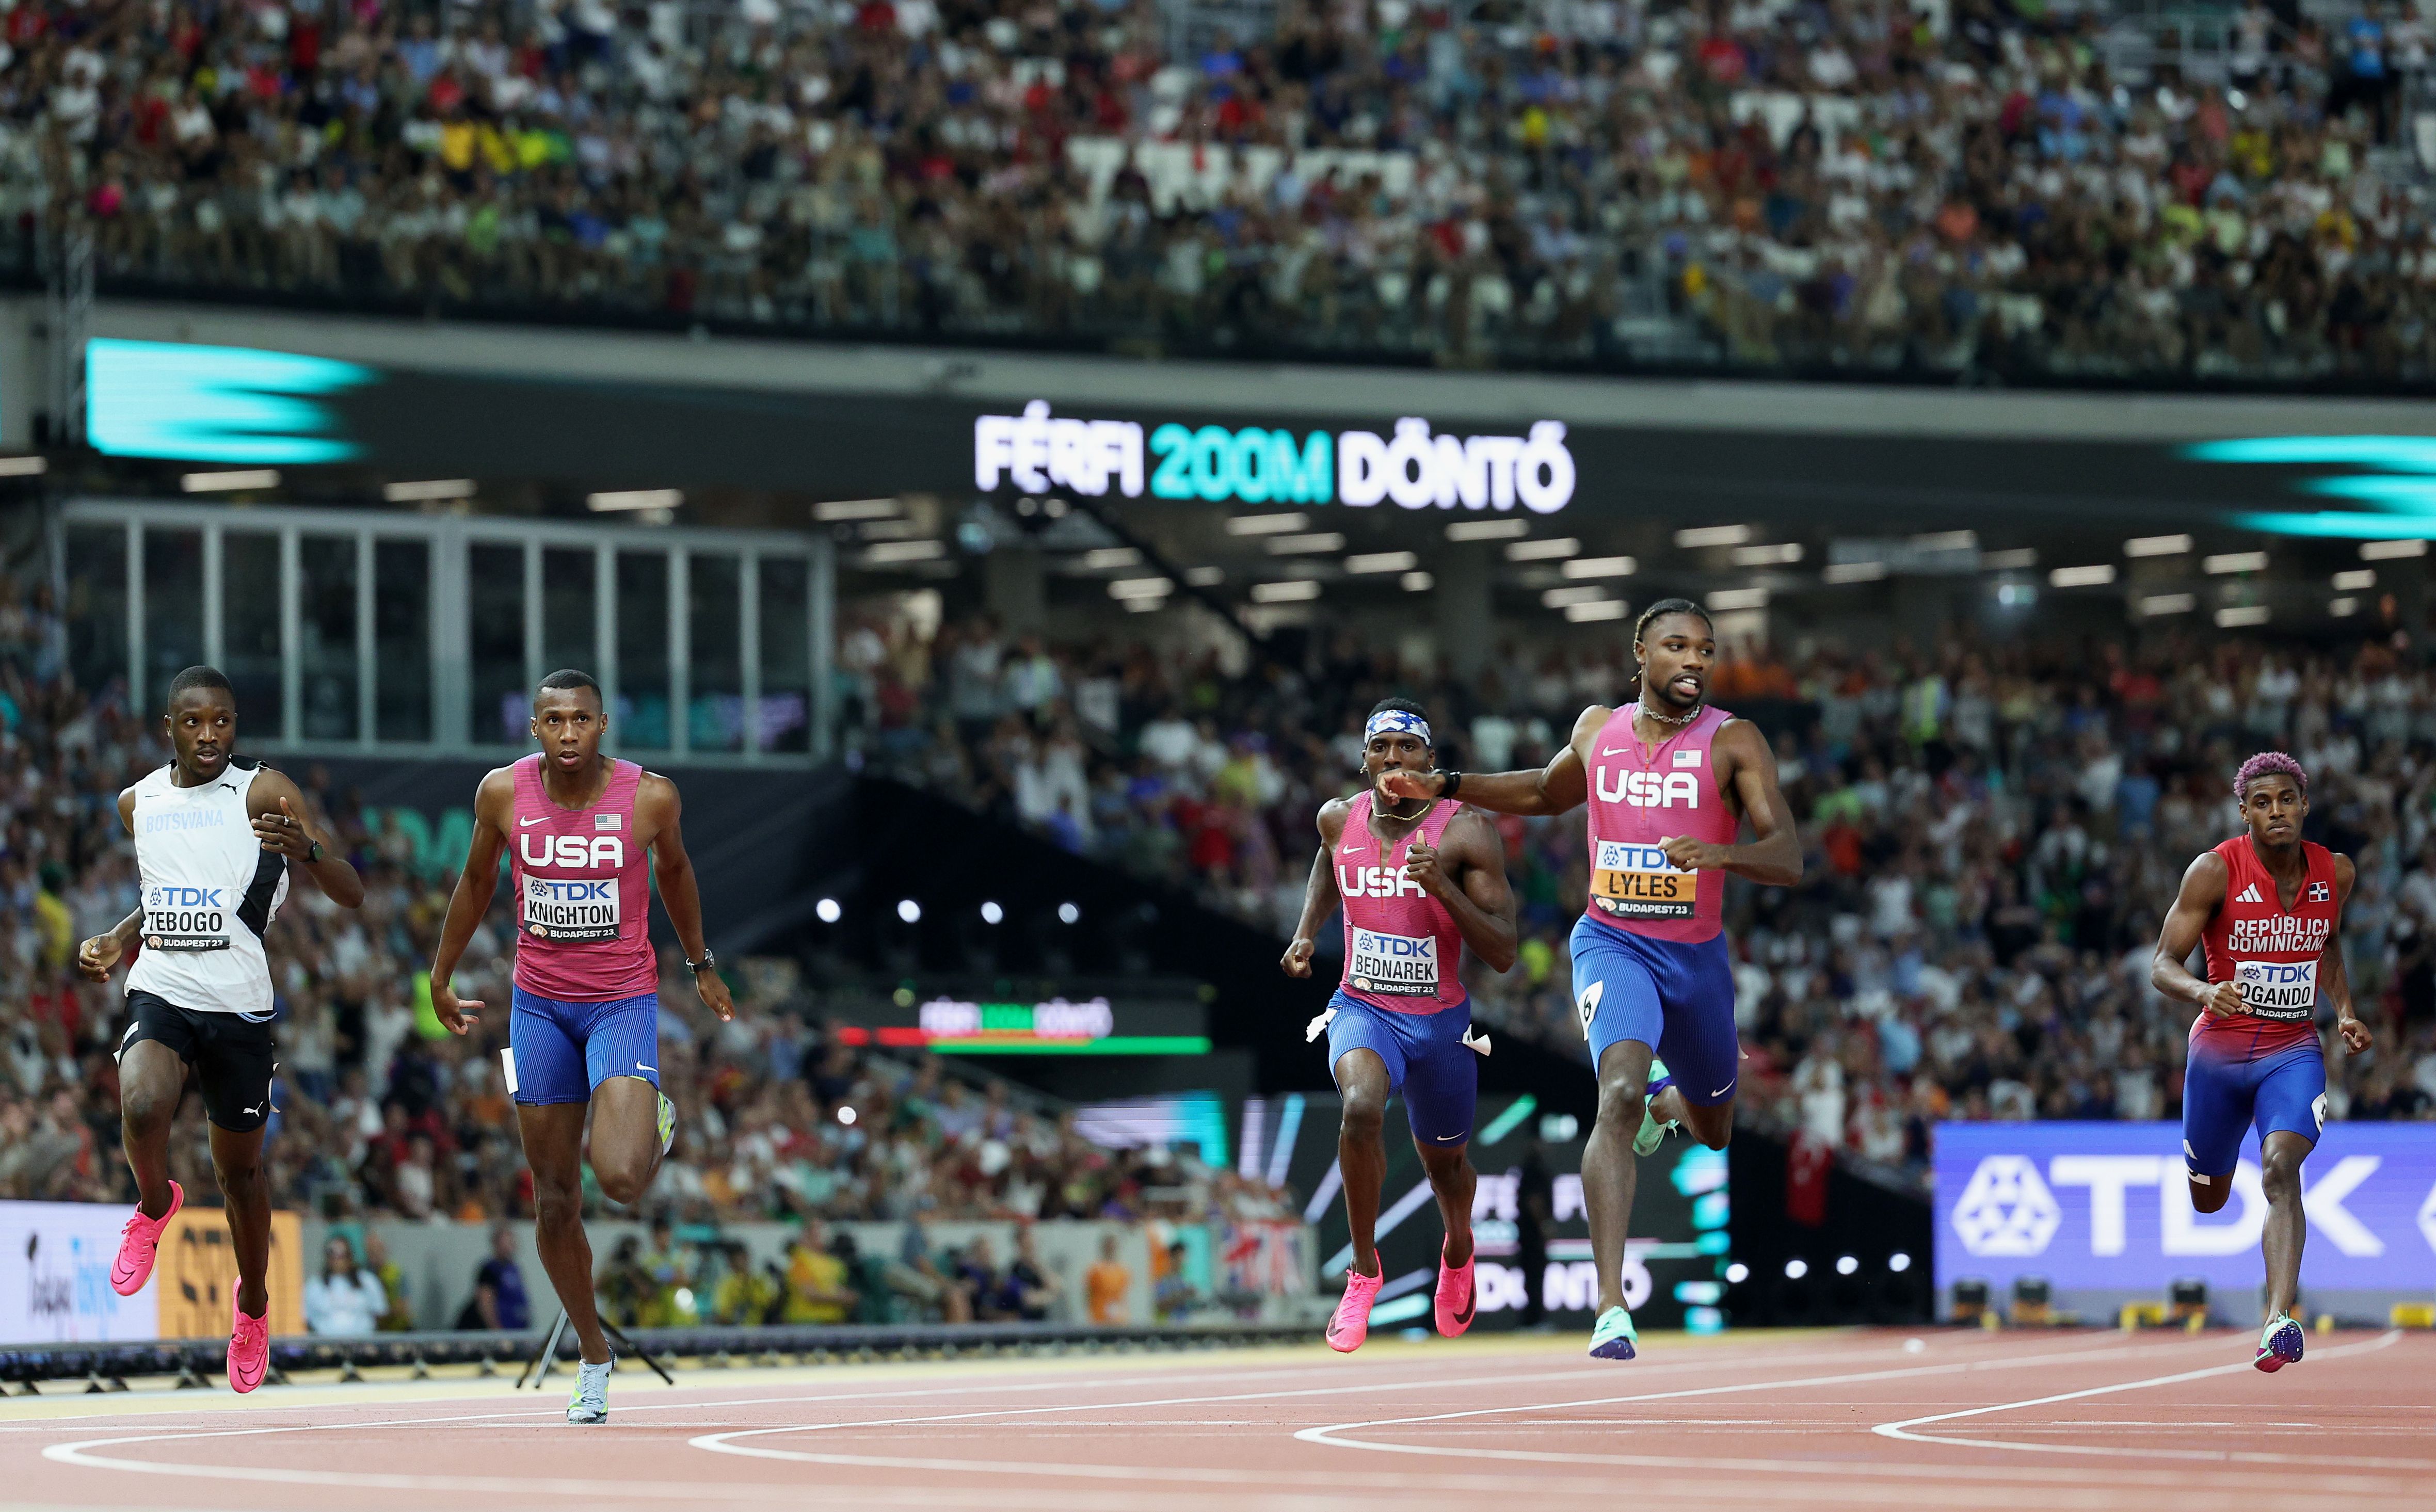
[222,533,283,737]
[143,529,203,708]
[299,536,359,742]
[468,543,526,745]
[65,525,127,699]
[758,556,811,754]
[374,539,430,743]
[616,552,669,749]
[542,548,595,677]
[688,554,743,752]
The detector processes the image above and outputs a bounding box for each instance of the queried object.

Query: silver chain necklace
[1636,693,1702,728]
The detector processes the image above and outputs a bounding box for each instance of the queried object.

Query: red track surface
[3,1327,2429,1512]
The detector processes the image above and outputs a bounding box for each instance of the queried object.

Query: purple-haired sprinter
[2151,751,2373,1372]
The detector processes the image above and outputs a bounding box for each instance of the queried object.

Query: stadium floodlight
[1674,524,1752,548]
[813,497,898,521]
[1251,580,1322,603]
[183,469,281,492]
[837,1105,858,1126]
[2216,604,2271,627]
[2203,551,2268,575]
[1400,571,1435,592]
[1835,1255,1860,1276]
[383,478,474,503]
[815,898,842,924]
[2331,597,2360,618]
[1823,561,1887,584]
[2049,564,2117,588]
[586,488,682,511]
[862,539,945,565]
[2125,533,2192,557]
[1108,577,1173,601]
[1345,552,1419,574]
[1447,519,1531,542]
[1081,546,1144,570]
[1888,1252,1913,1273]
[1724,1262,1750,1283]
[1183,566,1226,586]
[1708,587,1769,611]
[0,456,47,477]
[1507,537,1582,562]
[2333,569,2377,591]
[1057,902,1081,924]
[2139,593,2198,616]
[1267,533,1346,555]
[1730,542,1804,567]
[1979,548,2039,570]
[980,902,1004,924]
[1226,512,1307,535]
[897,899,922,924]
[2361,538,2428,560]
[1562,555,1636,579]
[1564,600,1629,623]
[1784,1258,1809,1279]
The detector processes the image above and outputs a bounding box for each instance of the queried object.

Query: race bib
[1590,840,1698,921]
[1349,927,1438,996]
[522,875,621,942]
[2234,959,2317,1020]
[143,886,229,952]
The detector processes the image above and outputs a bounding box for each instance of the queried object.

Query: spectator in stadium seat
[781,1217,860,1324]
[711,1240,782,1326]
[458,1224,532,1331]
[1152,1241,1198,1322]
[1004,1226,1062,1322]
[1085,1233,1131,1325]
[304,1236,390,1337]
[365,1230,415,1332]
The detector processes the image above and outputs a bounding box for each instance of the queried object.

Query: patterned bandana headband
[1365,709,1433,746]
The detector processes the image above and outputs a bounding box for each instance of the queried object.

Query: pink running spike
[228,1298,270,1394]
[1326,1264,1385,1353]
[1435,1242,1477,1338]
[110,1180,182,1297]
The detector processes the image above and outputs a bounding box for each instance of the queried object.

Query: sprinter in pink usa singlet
[1377,599,1803,1361]
[1286,699,1518,1354]
[425,669,734,1424]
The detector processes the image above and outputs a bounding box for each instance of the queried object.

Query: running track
[2,1328,2429,1512]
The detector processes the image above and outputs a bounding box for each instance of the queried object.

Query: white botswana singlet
[123,761,290,1016]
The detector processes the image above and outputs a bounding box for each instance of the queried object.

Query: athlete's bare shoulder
[635,769,680,807]
[115,782,139,830]
[1567,703,1614,759]
[2333,850,2357,898]
[471,765,520,824]
[2176,848,2232,905]
[1442,805,1504,862]
[1316,795,1352,843]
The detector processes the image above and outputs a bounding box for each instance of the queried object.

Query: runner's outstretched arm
[1404,810,1517,973]
[2151,852,2244,1018]
[1283,802,1347,977]
[639,773,733,1021]
[2324,855,2372,1054]
[248,768,365,908]
[1377,704,1601,816]
[426,767,516,1035]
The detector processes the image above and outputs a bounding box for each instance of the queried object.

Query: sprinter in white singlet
[77,666,364,1393]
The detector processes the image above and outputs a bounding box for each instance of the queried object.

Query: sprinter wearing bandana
[1285,698,1518,1352]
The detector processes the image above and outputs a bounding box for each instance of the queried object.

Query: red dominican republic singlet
[1580,703,1739,945]
[1333,792,1469,1014]
[2197,834,2336,1059]
[508,754,656,1001]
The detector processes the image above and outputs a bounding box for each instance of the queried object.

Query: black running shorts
[118,989,278,1133]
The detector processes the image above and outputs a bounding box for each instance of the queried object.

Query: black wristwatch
[1438,770,1463,799]
[687,950,717,975]
[306,841,325,864]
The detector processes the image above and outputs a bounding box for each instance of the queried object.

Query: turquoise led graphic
[87,339,372,463]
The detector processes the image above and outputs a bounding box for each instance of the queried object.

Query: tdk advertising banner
[1935,1122,2436,1295]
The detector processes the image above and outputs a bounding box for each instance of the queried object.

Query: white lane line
[1870,1330,2431,1470]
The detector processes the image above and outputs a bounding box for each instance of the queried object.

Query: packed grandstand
[6,0,2431,381]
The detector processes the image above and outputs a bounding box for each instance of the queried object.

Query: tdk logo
[520,834,625,870]
[1338,865,1426,899]
[1596,769,1702,809]
[147,886,225,908]
[531,879,615,903]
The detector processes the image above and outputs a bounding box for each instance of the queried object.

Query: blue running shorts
[506,986,662,1106]
[1323,990,1478,1147]
[2182,1038,2325,1178]
[1568,918,1739,1105]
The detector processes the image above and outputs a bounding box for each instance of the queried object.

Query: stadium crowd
[845,608,2436,1179]
[7,0,2433,381]
[0,573,1286,1275]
